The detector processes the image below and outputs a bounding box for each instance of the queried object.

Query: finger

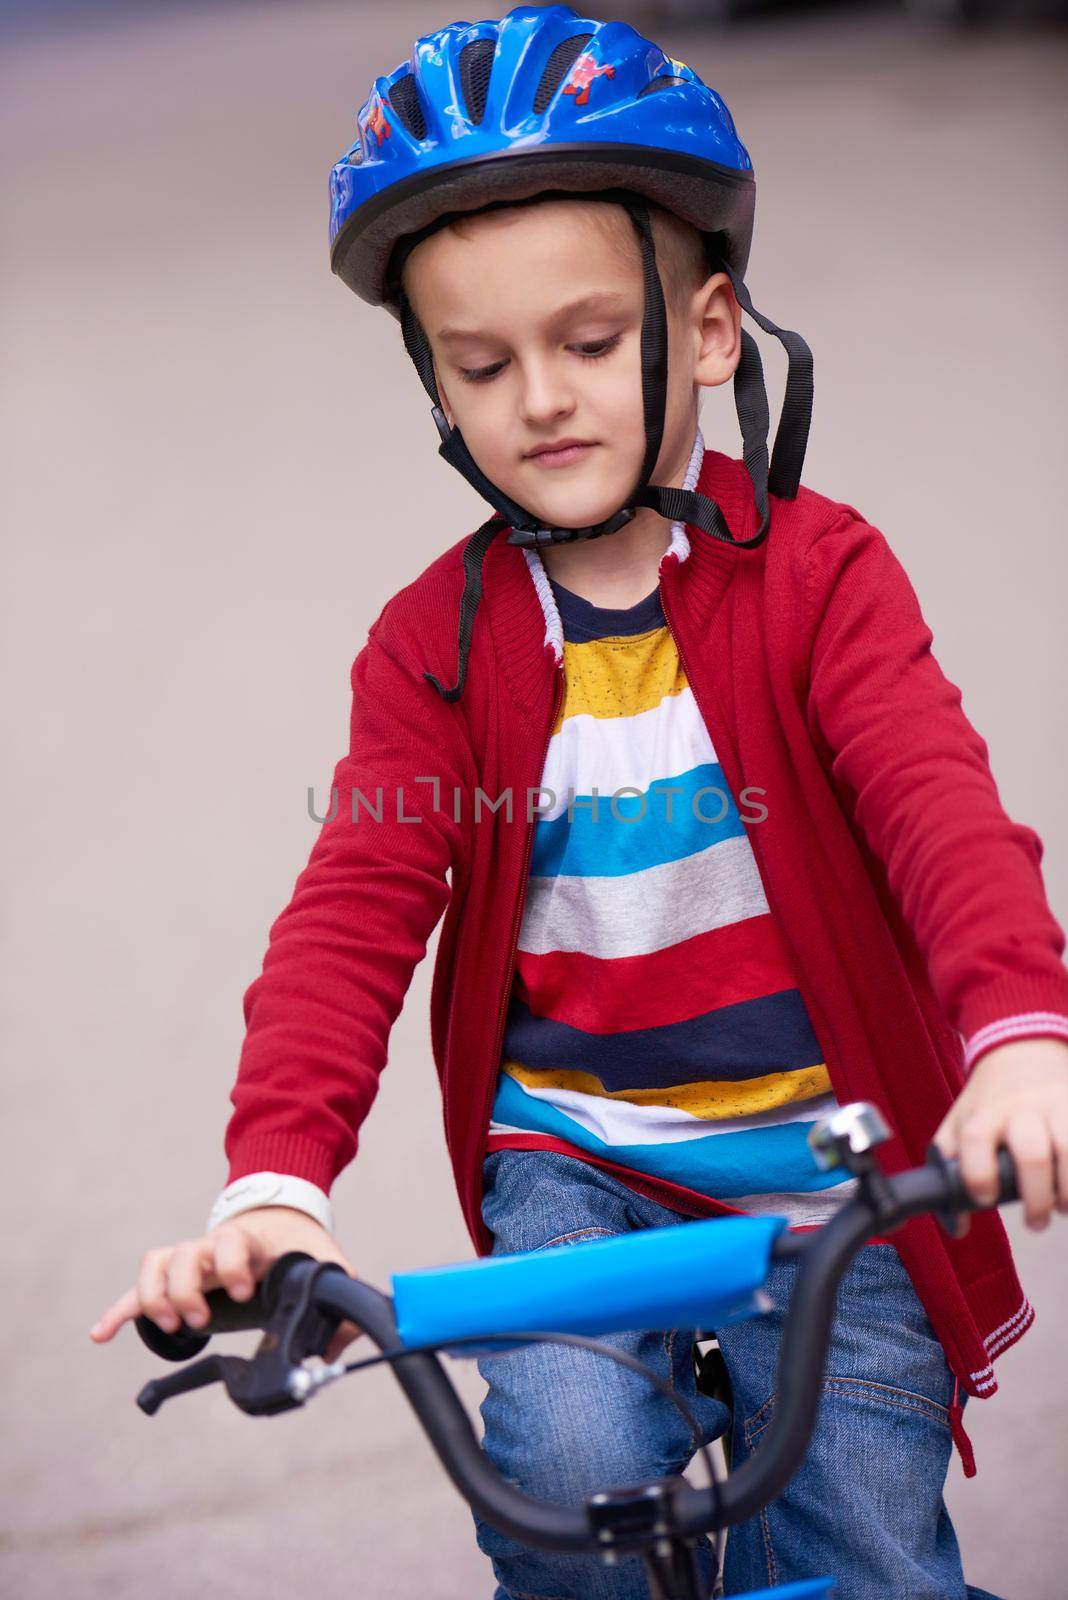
[213,1226,257,1300]
[324,1320,364,1363]
[931,1109,961,1159]
[232,1216,280,1279]
[90,1285,142,1343]
[1052,1110,1068,1215]
[137,1248,181,1333]
[167,1239,218,1328]
[958,1113,1002,1207]
[1005,1111,1055,1230]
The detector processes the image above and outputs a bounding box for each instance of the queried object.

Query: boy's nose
[518,358,576,428]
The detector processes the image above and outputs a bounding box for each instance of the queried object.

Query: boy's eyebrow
[436,290,631,344]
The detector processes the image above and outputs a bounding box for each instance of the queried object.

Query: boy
[92,7,1068,1596]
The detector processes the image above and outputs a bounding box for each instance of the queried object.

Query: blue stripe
[503,990,824,1086]
[531,763,745,879]
[491,1074,847,1199]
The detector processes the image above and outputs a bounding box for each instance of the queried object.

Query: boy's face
[402,199,740,533]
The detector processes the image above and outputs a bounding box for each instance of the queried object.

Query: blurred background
[3,1,1066,1595]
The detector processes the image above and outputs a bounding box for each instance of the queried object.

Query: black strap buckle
[505,506,637,549]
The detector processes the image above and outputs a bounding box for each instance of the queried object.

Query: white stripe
[537,688,719,821]
[983,1302,1034,1358]
[518,832,769,958]
[968,1295,1034,1388]
[981,1295,1033,1349]
[506,1077,841,1147]
[962,1013,1068,1072]
[519,426,704,655]
[727,1181,859,1223]
[966,1011,1068,1049]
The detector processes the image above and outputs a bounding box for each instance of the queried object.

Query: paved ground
[3,2,1067,1594]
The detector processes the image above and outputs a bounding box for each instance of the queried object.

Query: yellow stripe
[554,628,687,732]
[504,1060,833,1120]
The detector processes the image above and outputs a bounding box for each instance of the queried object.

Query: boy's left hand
[933,1037,1068,1232]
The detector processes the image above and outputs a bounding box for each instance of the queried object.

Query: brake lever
[136,1254,348,1418]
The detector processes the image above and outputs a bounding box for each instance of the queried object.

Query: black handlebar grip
[924,1142,1020,1232]
[135,1315,211,1364]
[134,1282,271,1364]
[995,1145,1020,1206]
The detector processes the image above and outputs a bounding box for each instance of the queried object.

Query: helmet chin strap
[397,190,813,556]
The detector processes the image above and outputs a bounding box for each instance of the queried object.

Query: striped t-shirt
[486,576,857,1226]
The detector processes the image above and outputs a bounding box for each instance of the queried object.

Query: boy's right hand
[89,1207,362,1364]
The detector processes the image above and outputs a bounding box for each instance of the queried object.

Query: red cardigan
[224,446,1068,1400]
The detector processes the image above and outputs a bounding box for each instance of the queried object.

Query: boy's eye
[458,358,508,385]
[456,332,622,385]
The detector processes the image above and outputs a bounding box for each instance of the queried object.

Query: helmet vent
[638,75,689,97]
[389,74,427,141]
[459,37,496,125]
[532,33,593,116]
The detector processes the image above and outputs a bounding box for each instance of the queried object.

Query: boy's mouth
[523,439,598,469]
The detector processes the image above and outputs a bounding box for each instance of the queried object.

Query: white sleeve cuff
[206,1172,335,1235]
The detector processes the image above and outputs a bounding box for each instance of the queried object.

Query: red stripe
[514,914,799,1034]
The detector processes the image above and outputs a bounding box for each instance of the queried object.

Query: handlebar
[134,1144,1020,1555]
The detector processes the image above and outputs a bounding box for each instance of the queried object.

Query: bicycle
[132,1104,1028,1600]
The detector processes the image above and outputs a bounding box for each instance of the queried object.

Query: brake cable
[338,1327,723,1525]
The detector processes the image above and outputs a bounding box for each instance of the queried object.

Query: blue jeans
[472,1150,1001,1600]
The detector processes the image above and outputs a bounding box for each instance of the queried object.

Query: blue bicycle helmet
[328,5,813,699]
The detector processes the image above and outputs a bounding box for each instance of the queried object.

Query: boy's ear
[691,272,742,392]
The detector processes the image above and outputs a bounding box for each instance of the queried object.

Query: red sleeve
[803,507,1068,1050]
[222,618,473,1191]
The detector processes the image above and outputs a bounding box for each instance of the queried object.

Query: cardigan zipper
[475,662,565,1175]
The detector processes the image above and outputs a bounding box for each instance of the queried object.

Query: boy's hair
[401,195,714,323]
[588,200,714,316]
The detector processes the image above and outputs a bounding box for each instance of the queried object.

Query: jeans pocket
[744,1375,952,1450]
[819,1375,952,1432]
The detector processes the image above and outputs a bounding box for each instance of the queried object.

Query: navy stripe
[550,578,665,643]
[503,989,824,1086]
